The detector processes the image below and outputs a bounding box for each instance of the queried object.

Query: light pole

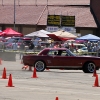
[2,0,3,6]
[47,0,48,5]
[14,0,16,30]
[35,0,37,6]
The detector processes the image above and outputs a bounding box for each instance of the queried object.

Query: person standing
[87,41,92,52]
[12,40,18,50]
[29,41,34,50]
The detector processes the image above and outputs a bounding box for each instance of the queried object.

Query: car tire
[83,62,95,73]
[34,61,45,72]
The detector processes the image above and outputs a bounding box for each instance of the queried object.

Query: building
[0,0,99,36]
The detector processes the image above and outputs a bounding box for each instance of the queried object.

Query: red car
[22,48,100,73]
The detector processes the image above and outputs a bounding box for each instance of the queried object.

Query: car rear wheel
[83,62,95,73]
[34,61,45,72]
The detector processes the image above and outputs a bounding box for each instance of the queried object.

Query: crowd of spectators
[50,40,100,56]
[0,36,100,56]
[84,41,100,56]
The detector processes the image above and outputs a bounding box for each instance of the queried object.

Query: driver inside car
[57,50,62,56]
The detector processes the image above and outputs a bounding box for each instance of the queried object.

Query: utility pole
[2,0,3,6]
[35,0,37,6]
[47,0,48,5]
[14,0,16,30]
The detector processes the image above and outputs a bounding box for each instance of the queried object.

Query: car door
[60,56,78,68]
[45,50,57,67]
[45,50,70,67]
[53,50,79,68]
[61,50,81,68]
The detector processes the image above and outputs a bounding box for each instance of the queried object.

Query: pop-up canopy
[25,30,50,37]
[76,34,100,40]
[0,28,23,37]
[47,30,77,41]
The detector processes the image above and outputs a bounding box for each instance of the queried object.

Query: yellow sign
[61,16,75,27]
[47,15,60,26]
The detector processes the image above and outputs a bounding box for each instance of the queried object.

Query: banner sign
[61,16,75,27]
[47,15,60,26]
[46,26,59,32]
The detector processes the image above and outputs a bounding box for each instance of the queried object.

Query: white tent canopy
[49,30,77,38]
[25,30,50,37]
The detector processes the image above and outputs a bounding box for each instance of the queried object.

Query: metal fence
[0,45,99,56]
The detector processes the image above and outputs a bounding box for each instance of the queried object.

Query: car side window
[60,50,69,56]
[55,50,68,56]
[48,50,71,56]
[48,50,58,56]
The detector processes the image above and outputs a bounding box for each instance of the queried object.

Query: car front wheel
[34,61,45,72]
[83,62,95,73]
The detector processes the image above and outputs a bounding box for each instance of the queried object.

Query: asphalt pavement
[0,54,100,100]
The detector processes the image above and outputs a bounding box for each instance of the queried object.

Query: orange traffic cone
[31,67,38,78]
[55,97,59,100]
[92,68,97,77]
[24,65,29,70]
[22,65,29,70]
[22,65,24,69]
[6,74,14,87]
[1,67,8,79]
[0,58,2,65]
[93,74,100,87]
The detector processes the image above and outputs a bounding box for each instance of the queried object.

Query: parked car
[77,47,88,55]
[22,48,100,73]
[5,37,32,50]
[68,43,86,49]
[4,37,20,45]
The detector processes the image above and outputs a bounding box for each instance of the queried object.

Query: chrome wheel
[83,62,95,73]
[87,63,95,73]
[35,61,45,72]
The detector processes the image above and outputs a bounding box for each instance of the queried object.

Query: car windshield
[82,47,87,50]
[67,49,76,56]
